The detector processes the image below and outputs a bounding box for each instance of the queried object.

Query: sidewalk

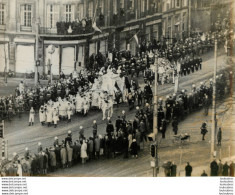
[157,156,235,177]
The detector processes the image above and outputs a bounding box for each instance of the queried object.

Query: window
[120,0,124,9]
[113,0,117,14]
[146,0,149,11]
[21,4,32,27]
[141,0,145,12]
[176,0,180,7]
[47,5,59,28]
[65,4,74,22]
[167,3,170,11]
[182,12,186,31]
[78,4,84,20]
[168,17,172,38]
[130,0,134,8]
[88,1,93,18]
[0,4,5,25]
[153,24,159,40]
[100,0,104,14]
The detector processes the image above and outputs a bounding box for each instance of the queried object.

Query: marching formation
[0,67,232,177]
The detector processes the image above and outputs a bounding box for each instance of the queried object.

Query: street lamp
[210,33,218,160]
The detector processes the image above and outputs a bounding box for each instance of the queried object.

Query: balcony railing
[39,20,94,35]
[20,26,32,32]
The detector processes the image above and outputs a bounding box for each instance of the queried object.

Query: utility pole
[34,0,39,86]
[211,39,217,160]
[153,50,159,177]
[153,50,158,139]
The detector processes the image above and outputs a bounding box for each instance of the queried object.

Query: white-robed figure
[67,102,72,122]
[39,106,46,126]
[46,106,53,127]
[28,107,35,126]
[83,96,90,116]
[91,91,100,108]
[101,92,113,120]
[58,101,67,119]
[75,93,84,114]
[52,107,59,128]
[19,81,25,94]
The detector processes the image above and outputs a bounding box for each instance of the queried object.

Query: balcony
[20,26,32,32]
[0,25,6,31]
[39,20,93,36]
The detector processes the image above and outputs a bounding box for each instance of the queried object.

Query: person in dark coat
[72,141,79,164]
[200,122,208,140]
[222,162,229,176]
[172,117,178,135]
[92,120,98,138]
[210,159,218,176]
[130,139,138,158]
[185,162,192,176]
[201,170,208,176]
[229,161,234,176]
[106,121,114,136]
[161,119,167,139]
[217,127,222,146]
[170,162,177,177]
[115,116,122,132]
[65,131,72,146]
[123,136,129,159]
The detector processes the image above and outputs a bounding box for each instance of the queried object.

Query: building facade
[161,0,189,42]
[0,0,232,76]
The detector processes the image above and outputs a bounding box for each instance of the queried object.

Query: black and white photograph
[0,0,234,185]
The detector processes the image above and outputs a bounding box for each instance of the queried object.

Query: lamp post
[153,50,159,139]
[211,36,217,160]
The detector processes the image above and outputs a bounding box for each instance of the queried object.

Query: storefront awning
[146,19,161,26]
[122,25,139,32]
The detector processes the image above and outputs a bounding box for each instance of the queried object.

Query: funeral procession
[0,0,234,177]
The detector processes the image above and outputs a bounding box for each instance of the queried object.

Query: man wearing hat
[65,131,72,146]
[200,122,208,141]
[24,147,30,159]
[38,142,43,153]
[106,120,114,136]
[92,120,97,138]
[54,137,59,147]
[79,126,84,140]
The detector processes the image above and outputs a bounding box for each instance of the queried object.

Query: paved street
[1,51,234,176]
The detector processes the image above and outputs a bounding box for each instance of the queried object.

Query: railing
[39,21,94,35]
[20,26,32,32]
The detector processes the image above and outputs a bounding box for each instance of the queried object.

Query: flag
[133,34,139,45]
[92,22,102,33]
